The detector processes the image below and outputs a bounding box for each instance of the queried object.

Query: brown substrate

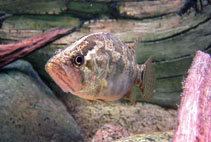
[62,96,177,141]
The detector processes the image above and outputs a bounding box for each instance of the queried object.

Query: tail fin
[138,57,156,101]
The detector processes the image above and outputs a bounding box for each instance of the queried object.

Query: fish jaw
[45,59,83,94]
[45,60,105,101]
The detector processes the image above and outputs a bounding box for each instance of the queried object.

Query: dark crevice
[157,74,184,80]
[83,11,176,22]
[202,43,211,52]
[203,31,211,36]
[52,43,70,46]
[117,12,176,21]
[156,90,182,93]
[153,54,193,64]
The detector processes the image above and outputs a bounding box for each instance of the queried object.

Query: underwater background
[0,0,211,142]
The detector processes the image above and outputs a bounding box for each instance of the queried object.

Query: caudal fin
[139,57,156,101]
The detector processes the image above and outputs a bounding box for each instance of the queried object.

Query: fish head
[45,33,110,98]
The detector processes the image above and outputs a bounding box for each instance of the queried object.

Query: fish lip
[46,60,66,75]
[45,61,76,93]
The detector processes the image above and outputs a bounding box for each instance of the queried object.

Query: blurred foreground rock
[0,60,83,142]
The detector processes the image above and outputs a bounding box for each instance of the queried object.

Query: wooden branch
[174,51,211,142]
[0,26,79,68]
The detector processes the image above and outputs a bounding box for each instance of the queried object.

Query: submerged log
[1,1,211,107]
[0,27,80,68]
[174,51,211,142]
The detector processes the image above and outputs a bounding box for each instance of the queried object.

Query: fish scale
[45,32,156,102]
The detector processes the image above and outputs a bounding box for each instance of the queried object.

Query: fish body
[45,32,156,102]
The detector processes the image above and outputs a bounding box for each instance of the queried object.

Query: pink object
[174,51,211,142]
[92,124,130,142]
[0,27,77,68]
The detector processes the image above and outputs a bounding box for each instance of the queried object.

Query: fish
[45,32,156,103]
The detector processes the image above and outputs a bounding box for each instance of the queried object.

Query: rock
[62,96,177,142]
[92,124,130,142]
[113,131,174,142]
[0,60,84,142]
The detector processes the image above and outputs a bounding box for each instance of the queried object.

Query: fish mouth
[45,61,76,93]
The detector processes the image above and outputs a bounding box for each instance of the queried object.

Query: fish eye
[74,55,84,67]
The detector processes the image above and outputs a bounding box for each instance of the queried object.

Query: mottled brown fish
[45,32,156,102]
